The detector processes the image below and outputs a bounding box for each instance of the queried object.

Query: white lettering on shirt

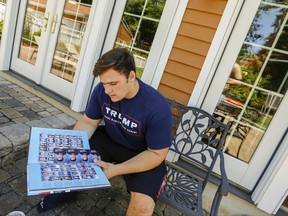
[103,104,140,135]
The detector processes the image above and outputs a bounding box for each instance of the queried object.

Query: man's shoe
[6,211,25,216]
[37,192,78,212]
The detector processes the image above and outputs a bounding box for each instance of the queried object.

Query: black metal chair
[159,102,231,216]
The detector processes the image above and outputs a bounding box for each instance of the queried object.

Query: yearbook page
[27,127,110,195]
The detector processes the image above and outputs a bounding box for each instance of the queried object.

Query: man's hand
[94,159,118,179]
[73,114,102,139]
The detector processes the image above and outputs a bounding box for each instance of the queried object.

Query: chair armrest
[219,151,229,195]
[210,151,229,215]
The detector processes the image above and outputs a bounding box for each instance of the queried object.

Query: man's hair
[93,48,136,78]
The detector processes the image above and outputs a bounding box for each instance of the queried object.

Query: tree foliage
[227,2,288,111]
[123,0,166,52]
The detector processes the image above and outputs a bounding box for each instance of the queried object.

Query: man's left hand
[94,159,117,179]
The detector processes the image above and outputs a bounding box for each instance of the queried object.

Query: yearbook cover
[27,127,110,195]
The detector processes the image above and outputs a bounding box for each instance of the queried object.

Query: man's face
[99,68,136,102]
[82,153,88,161]
[70,153,76,161]
[57,153,63,161]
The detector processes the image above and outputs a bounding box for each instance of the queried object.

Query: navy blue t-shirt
[85,79,173,151]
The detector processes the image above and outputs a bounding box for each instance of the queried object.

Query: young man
[38,48,172,215]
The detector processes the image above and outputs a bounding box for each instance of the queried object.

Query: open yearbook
[27,127,111,195]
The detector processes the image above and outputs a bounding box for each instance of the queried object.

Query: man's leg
[91,126,167,215]
[126,192,155,216]
[37,192,78,212]
[123,161,167,216]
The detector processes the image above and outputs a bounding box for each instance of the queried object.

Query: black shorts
[89,126,166,203]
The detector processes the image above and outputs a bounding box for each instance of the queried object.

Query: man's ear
[129,70,136,81]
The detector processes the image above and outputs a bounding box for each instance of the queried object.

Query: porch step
[0,74,79,168]
[276,208,288,216]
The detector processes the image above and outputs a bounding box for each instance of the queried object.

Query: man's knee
[127,192,155,216]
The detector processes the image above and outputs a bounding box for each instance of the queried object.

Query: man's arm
[95,147,169,179]
[73,114,102,139]
[226,78,241,86]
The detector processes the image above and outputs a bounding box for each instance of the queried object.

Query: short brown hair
[93,48,136,78]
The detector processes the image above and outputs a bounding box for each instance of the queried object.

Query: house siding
[158,0,227,105]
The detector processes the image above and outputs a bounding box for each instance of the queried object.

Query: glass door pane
[113,0,167,78]
[19,0,47,65]
[50,0,92,83]
[213,1,288,163]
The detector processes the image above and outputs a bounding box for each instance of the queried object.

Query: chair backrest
[168,101,231,190]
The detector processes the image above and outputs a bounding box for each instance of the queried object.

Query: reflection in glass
[245,4,287,48]
[275,17,288,52]
[51,0,92,83]
[125,0,145,15]
[259,52,288,93]
[264,0,288,4]
[136,19,158,51]
[213,1,288,163]
[122,14,140,40]
[144,0,166,19]
[238,44,269,85]
[19,0,46,65]
[114,0,167,78]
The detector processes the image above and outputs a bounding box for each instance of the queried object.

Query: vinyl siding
[158,0,228,105]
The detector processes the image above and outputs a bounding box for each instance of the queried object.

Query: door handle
[42,12,50,32]
[51,14,58,34]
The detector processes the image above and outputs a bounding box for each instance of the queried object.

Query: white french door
[11,0,94,99]
[202,0,288,190]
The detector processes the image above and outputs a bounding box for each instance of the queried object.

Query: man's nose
[104,86,112,94]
